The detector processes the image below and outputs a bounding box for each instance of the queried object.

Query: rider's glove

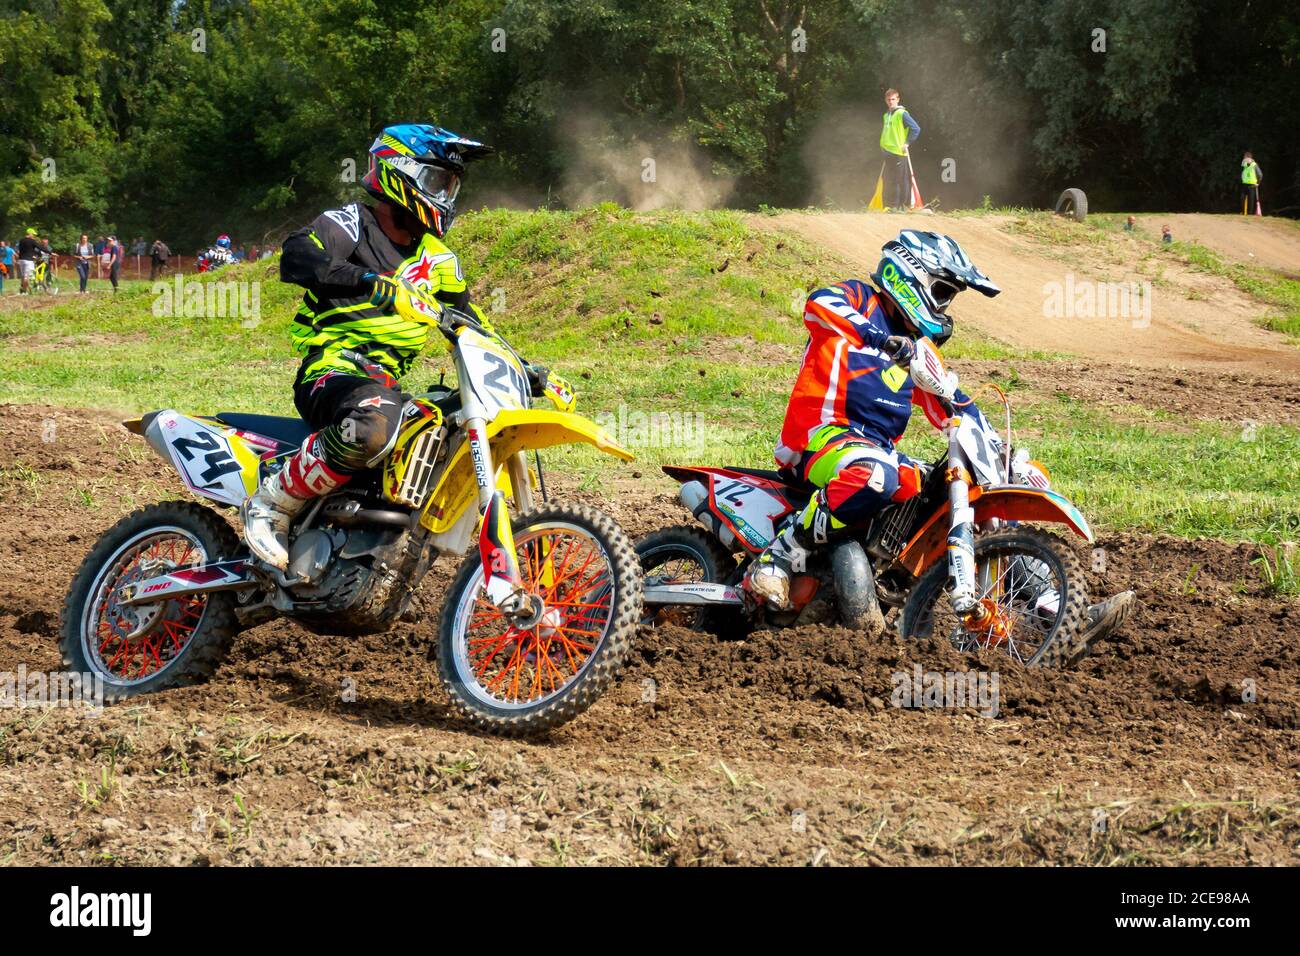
[364,272,400,312]
[365,273,441,324]
[883,335,916,365]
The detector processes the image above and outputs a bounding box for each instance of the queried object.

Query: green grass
[989,210,1114,249]
[1013,399,1300,543]
[1,205,1297,545]
[1253,545,1300,596]
[0,257,296,414]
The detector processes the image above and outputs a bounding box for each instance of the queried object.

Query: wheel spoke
[455,522,617,709]
[916,540,1071,664]
[83,529,210,684]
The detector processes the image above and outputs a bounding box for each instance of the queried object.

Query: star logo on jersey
[401,249,455,287]
[323,203,361,242]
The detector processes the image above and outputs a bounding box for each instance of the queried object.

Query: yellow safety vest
[880,107,910,156]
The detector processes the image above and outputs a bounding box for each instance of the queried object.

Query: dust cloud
[555,110,736,210]
[802,31,1037,211]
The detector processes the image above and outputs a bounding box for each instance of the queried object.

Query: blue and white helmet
[871,230,1000,344]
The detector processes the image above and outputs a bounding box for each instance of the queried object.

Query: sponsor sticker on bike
[711,476,790,550]
[160,415,253,505]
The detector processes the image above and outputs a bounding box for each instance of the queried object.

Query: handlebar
[436,305,483,340]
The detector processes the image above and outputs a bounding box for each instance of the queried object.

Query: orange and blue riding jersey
[773,280,988,525]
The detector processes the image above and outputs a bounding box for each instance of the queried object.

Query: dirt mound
[1132,214,1300,275]
[1,405,1297,866]
[761,211,1300,375]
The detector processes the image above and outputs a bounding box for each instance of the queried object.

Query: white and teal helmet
[871,230,1000,344]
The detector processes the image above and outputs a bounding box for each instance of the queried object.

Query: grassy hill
[1,205,1297,547]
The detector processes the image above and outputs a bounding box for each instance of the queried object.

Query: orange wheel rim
[458,526,614,708]
[83,530,210,683]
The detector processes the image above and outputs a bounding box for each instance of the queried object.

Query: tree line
[2,0,1295,250]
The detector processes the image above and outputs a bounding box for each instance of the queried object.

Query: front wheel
[437,503,643,737]
[898,527,1088,667]
[59,501,243,701]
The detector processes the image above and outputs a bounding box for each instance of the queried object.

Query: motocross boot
[1080,590,1137,649]
[241,433,348,570]
[744,492,843,610]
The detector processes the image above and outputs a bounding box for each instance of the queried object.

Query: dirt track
[1131,214,1300,275]
[1,402,1297,866]
[761,212,1300,375]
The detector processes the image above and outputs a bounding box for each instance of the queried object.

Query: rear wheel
[636,526,737,631]
[438,503,642,737]
[59,502,242,701]
[898,527,1088,667]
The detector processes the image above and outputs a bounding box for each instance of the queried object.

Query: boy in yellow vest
[880,89,921,210]
[1241,151,1262,215]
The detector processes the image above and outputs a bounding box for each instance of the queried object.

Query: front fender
[973,486,1092,541]
[895,485,1093,578]
[420,409,632,534]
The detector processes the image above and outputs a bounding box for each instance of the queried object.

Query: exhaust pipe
[679,480,740,551]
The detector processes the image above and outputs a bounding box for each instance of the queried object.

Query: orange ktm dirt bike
[637,338,1097,667]
[60,300,643,736]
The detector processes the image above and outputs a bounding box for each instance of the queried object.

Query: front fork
[465,414,539,620]
[944,417,980,616]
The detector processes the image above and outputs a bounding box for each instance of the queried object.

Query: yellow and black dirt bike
[59,297,643,736]
[30,251,59,295]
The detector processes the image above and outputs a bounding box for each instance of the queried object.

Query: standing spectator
[74,233,94,293]
[0,240,12,294]
[94,235,105,257]
[104,234,123,292]
[16,227,40,293]
[1241,151,1262,215]
[149,238,170,280]
[880,88,921,211]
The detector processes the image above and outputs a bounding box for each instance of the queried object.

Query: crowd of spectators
[0,228,273,295]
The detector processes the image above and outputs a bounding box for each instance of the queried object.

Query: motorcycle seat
[214,412,311,448]
[724,466,815,502]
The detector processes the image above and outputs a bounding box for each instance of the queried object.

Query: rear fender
[661,465,796,554]
[894,485,1093,577]
[132,410,269,506]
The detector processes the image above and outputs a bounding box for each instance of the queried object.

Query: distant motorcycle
[196,246,234,273]
[638,337,1100,667]
[30,251,59,295]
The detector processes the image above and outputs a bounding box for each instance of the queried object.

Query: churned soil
[0,404,1296,866]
